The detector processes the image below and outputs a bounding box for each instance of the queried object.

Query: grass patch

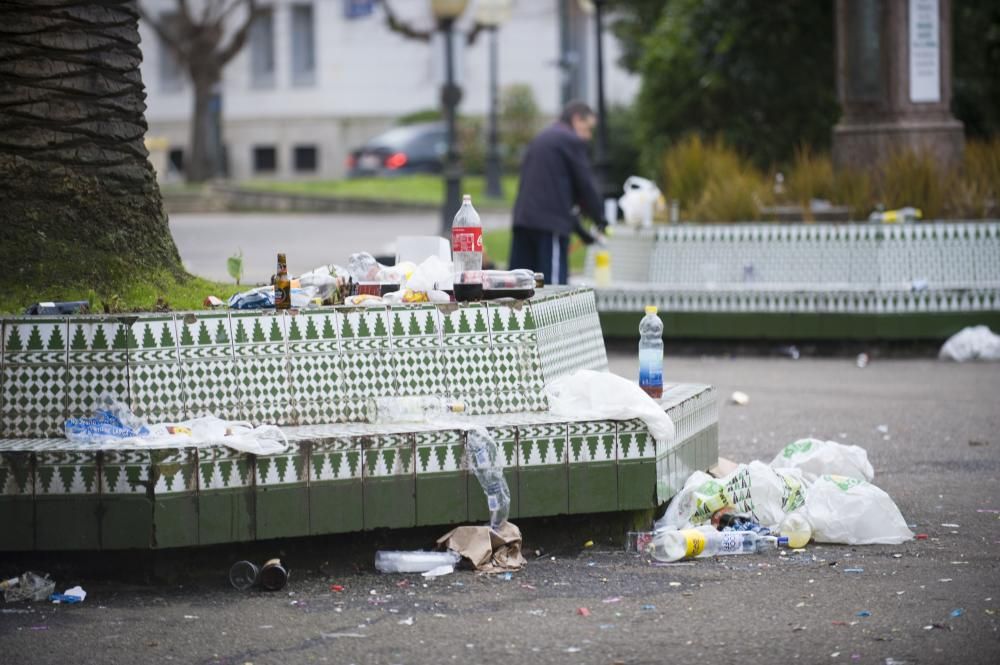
[0,273,243,315]
[483,228,588,274]
[243,175,520,209]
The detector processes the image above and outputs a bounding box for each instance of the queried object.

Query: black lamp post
[590,0,610,198]
[431,0,468,235]
[476,0,511,200]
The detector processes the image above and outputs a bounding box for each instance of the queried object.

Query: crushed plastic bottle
[466,428,511,530]
[375,550,460,574]
[648,529,787,562]
[64,398,150,443]
[366,396,465,424]
[0,572,55,603]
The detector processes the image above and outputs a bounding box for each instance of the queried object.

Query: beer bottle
[274,253,291,310]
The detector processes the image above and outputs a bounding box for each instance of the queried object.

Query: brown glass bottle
[274,253,291,310]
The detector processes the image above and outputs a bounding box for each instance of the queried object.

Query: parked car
[346,122,447,177]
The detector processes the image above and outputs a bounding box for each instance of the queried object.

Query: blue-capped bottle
[638,305,663,398]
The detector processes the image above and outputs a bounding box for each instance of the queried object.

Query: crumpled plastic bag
[544,369,675,446]
[618,176,664,227]
[939,325,1000,362]
[656,461,806,531]
[65,400,150,443]
[804,475,913,545]
[770,438,874,483]
[404,255,454,292]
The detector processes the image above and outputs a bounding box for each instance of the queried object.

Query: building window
[158,12,184,92]
[168,148,184,175]
[249,7,276,88]
[291,3,316,86]
[253,145,278,173]
[294,145,318,172]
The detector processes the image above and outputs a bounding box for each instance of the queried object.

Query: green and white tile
[128,316,186,423]
[65,320,131,420]
[232,312,294,426]
[175,313,242,421]
[2,318,68,437]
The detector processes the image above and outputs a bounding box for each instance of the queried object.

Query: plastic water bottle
[779,511,813,548]
[368,396,465,424]
[451,194,483,301]
[648,529,787,562]
[594,250,612,287]
[638,305,664,398]
[466,428,511,529]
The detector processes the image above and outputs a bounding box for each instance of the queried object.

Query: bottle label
[452,226,483,253]
[487,494,500,511]
[680,529,706,557]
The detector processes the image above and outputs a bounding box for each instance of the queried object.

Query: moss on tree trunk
[0,0,186,297]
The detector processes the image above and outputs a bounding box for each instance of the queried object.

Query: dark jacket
[512,122,606,237]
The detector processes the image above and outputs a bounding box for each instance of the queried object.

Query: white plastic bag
[405,255,454,292]
[770,438,874,483]
[656,461,806,531]
[544,369,675,446]
[804,475,913,545]
[938,325,1000,362]
[618,176,663,227]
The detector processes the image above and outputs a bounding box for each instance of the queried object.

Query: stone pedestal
[832,0,963,170]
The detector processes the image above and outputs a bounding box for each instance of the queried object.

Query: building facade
[138,0,639,181]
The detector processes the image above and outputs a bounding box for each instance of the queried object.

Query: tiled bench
[0,288,718,551]
[583,222,1000,340]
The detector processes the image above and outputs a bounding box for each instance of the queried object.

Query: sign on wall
[909,0,940,103]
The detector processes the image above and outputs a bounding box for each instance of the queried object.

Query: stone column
[832,0,963,170]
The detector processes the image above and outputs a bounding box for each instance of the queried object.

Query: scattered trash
[329,585,345,593]
[602,597,622,604]
[950,608,965,618]
[421,564,455,579]
[375,551,460,574]
[876,425,889,434]
[770,438,874,483]
[625,531,654,554]
[259,559,288,591]
[916,533,929,540]
[49,586,86,604]
[321,632,368,639]
[938,325,1000,362]
[466,428,511,529]
[969,441,990,447]
[0,572,55,603]
[499,572,513,581]
[856,353,869,368]
[398,616,414,626]
[641,604,656,611]
[803,475,913,545]
[856,610,871,617]
[843,568,865,574]
[779,511,813,549]
[583,540,594,549]
[229,561,260,591]
[520,584,537,590]
[647,528,787,562]
[730,391,750,406]
[437,522,526,573]
[779,345,801,360]
[940,523,960,528]
[938,578,953,583]
[183,615,199,620]
[64,400,150,443]
[577,607,591,617]
[202,295,224,308]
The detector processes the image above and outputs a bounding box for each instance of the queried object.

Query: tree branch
[381,0,432,42]
[218,0,259,66]
[138,2,190,64]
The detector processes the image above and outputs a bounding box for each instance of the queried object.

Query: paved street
[2,353,999,664]
[169,211,512,284]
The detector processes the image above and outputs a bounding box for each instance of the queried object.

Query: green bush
[784,145,835,205]
[832,168,875,220]
[397,108,442,125]
[457,116,485,175]
[500,84,541,170]
[661,135,745,212]
[955,137,1000,217]
[875,150,949,219]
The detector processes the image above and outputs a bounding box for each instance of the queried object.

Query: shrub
[500,84,541,170]
[689,169,769,222]
[956,137,1000,217]
[397,108,441,125]
[661,135,746,213]
[833,168,875,220]
[784,145,835,205]
[875,149,949,219]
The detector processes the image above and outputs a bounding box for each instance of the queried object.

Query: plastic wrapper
[1,572,55,603]
[405,255,453,292]
[804,475,913,545]
[938,325,1000,362]
[770,438,874,482]
[65,400,150,443]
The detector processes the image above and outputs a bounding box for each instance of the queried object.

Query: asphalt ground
[2,351,998,665]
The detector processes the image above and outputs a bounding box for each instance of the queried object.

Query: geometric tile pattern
[584,222,1000,315]
[1,289,608,437]
[0,382,717,550]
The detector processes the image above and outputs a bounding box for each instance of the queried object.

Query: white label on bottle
[487,494,500,511]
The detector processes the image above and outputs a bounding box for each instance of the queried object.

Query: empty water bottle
[649,528,787,562]
[466,428,511,529]
[367,396,465,424]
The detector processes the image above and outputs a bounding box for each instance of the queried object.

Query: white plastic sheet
[770,438,874,482]
[804,475,913,545]
[544,370,675,446]
[938,325,1000,362]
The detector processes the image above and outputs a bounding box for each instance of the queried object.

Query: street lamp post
[431,0,468,235]
[591,0,610,198]
[476,0,512,200]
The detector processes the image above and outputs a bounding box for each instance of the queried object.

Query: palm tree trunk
[0,0,185,296]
